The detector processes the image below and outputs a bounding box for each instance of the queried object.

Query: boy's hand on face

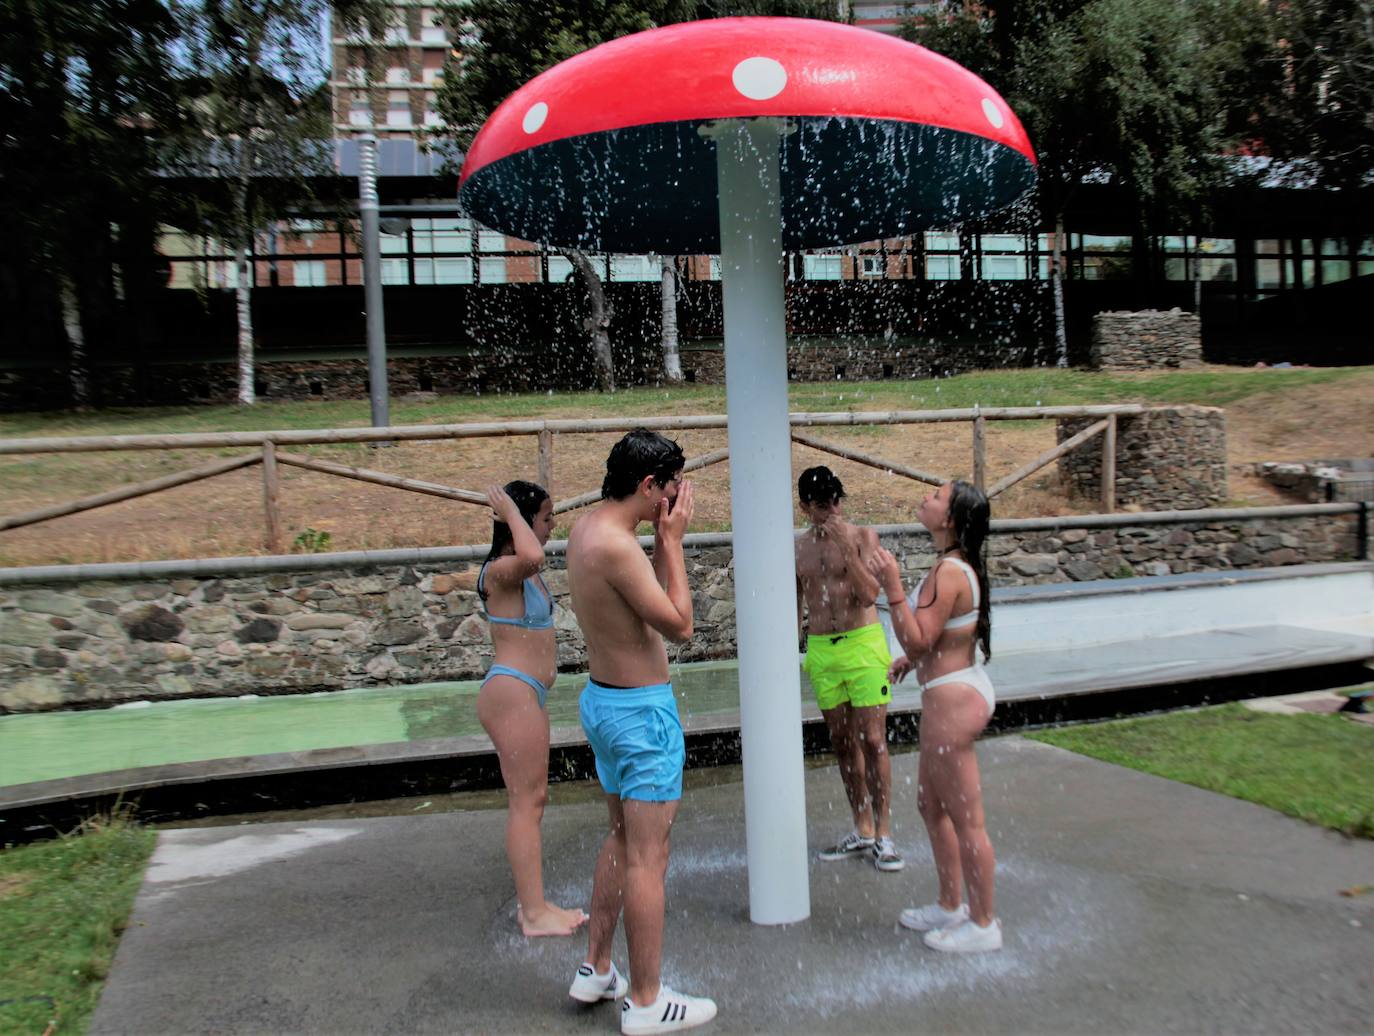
[819,513,850,544]
[654,480,693,543]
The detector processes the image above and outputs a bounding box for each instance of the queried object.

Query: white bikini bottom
[922,664,995,716]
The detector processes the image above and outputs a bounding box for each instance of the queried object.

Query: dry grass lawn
[1,366,1370,567]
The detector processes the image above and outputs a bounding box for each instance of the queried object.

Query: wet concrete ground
[91,736,1373,1035]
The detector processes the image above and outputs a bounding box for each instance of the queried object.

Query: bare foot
[518,903,588,937]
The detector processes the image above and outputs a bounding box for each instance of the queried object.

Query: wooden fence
[0,405,1143,553]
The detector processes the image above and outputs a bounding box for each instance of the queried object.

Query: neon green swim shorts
[804,622,892,711]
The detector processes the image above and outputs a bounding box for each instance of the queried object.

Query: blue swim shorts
[579,679,685,803]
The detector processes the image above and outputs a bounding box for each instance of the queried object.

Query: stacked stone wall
[1058,406,1227,510]
[0,510,1359,713]
[1090,309,1202,370]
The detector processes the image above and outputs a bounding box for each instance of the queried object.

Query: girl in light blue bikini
[869,479,1003,955]
[475,480,587,938]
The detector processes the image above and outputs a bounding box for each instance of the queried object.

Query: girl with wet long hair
[867,478,1003,954]
[475,480,587,937]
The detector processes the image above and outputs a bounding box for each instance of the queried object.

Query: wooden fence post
[1101,413,1118,512]
[538,429,554,498]
[973,412,986,491]
[262,441,285,554]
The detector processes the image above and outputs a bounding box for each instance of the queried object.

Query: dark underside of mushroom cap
[459,116,1037,254]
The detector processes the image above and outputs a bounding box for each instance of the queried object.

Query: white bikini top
[908,556,981,629]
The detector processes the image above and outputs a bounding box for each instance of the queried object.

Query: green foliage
[904,0,1276,229]
[1030,703,1374,837]
[167,0,391,244]
[0,0,185,391]
[1261,0,1374,190]
[0,815,156,1035]
[293,527,333,552]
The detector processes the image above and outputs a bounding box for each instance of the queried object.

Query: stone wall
[1090,309,1202,370]
[1058,406,1227,510]
[0,508,1360,712]
[678,337,1020,385]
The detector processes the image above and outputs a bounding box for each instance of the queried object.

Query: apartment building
[330,1,451,137]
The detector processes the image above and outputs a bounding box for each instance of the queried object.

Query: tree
[171,0,389,405]
[905,0,1272,364]
[1263,0,1374,190]
[435,0,843,389]
[0,0,184,406]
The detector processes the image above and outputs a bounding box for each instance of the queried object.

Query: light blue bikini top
[477,561,554,630]
[909,557,981,630]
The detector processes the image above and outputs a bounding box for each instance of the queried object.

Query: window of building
[924,231,961,280]
[293,260,327,287]
[1076,234,1133,281]
[977,235,1028,280]
[413,257,472,284]
[611,255,659,281]
[380,227,409,254]
[478,257,506,283]
[477,228,506,252]
[803,254,843,280]
[1255,239,1317,290]
[860,256,884,278]
[1319,237,1353,284]
[379,258,409,285]
[411,217,470,254]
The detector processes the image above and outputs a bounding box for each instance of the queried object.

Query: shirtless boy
[795,466,904,872]
[564,430,717,1035]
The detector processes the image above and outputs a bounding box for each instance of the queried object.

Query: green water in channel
[1,660,833,788]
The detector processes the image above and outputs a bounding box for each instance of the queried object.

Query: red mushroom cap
[459,17,1037,252]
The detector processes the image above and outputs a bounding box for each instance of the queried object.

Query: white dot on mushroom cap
[732,57,787,100]
[981,98,1005,129]
[522,102,548,134]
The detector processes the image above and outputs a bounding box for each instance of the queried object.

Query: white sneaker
[898,901,969,932]
[620,986,718,1035]
[569,961,628,1003]
[923,917,1003,954]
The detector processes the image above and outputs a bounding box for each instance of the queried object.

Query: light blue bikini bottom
[483,663,549,710]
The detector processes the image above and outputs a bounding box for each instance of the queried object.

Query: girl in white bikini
[868,478,1002,954]
[476,482,587,938]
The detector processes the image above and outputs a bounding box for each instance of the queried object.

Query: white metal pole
[712,118,810,925]
[358,133,390,431]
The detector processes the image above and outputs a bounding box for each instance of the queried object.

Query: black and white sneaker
[817,830,875,861]
[569,961,628,1003]
[873,837,906,872]
[620,986,717,1035]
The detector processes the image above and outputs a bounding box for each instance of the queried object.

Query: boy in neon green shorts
[795,466,904,872]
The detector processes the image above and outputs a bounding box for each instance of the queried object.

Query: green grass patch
[2,366,1369,440]
[1028,703,1374,838]
[0,817,156,1035]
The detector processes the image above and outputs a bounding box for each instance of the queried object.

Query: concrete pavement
[91,736,1374,1035]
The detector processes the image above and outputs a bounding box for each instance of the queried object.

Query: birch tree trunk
[661,255,682,383]
[564,248,614,391]
[58,274,90,408]
[234,147,255,405]
[1052,214,1068,368]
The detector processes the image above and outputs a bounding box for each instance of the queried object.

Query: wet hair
[600,429,685,501]
[480,479,550,600]
[917,479,993,661]
[798,466,845,505]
